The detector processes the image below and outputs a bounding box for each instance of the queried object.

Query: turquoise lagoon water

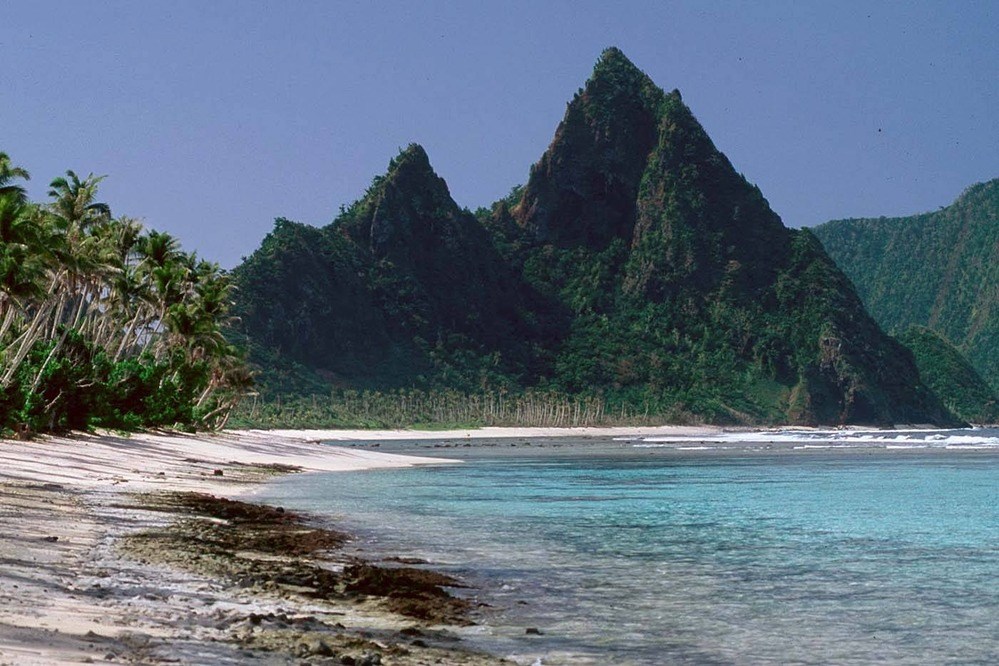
[255,434,999,665]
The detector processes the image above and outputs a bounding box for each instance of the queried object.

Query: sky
[2,1,996,268]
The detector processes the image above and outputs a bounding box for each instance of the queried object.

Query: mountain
[896,327,998,424]
[813,179,999,390]
[231,48,956,427]
[232,145,555,392]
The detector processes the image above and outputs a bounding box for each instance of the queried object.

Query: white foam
[633,427,999,449]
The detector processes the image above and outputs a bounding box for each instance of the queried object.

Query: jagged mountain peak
[334,143,462,260]
[386,142,433,176]
[378,143,448,201]
[596,46,630,65]
[512,50,664,248]
[512,47,775,258]
[577,47,664,120]
[590,47,654,87]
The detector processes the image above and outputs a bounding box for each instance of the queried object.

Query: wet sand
[0,429,500,665]
[0,425,719,664]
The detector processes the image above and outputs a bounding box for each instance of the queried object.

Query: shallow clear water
[256,442,999,665]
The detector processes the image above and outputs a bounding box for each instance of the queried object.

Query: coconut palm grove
[0,152,250,435]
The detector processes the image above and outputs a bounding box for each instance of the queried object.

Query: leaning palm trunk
[199,400,234,430]
[113,307,149,361]
[48,288,70,340]
[195,381,216,409]
[70,284,93,331]
[0,299,23,346]
[0,298,56,387]
[27,320,74,396]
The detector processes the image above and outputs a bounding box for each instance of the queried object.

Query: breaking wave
[622,427,999,450]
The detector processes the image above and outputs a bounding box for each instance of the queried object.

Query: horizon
[2,1,996,267]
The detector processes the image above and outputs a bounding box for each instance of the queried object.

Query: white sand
[256,424,720,442]
[1,429,457,491]
[0,429,456,665]
[0,425,713,664]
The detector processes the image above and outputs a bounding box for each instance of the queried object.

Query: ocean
[254,429,999,665]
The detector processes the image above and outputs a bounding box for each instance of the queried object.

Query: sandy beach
[0,425,718,665]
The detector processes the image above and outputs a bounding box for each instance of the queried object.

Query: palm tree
[0,197,45,344]
[47,171,111,232]
[0,205,60,388]
[16,173,115,394]
[90,216,144,351]
[1,155,250,432]
[0,154,37,346]
[0,152,30,202]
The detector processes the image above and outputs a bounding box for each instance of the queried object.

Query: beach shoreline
[3,423,993,664]
[0,425,723,664]
[0,428,483,665]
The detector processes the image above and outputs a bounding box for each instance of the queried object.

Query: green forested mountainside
[232,146,561,393]
[813,179,999,390]
[896,327,998,424]
[231,48,956,427]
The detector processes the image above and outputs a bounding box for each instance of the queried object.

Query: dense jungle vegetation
[896,326,998,424]
[0,152,249,435]
[231,48,957,428]
[814,179,999,392]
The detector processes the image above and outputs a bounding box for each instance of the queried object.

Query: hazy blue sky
[2,1,996,267]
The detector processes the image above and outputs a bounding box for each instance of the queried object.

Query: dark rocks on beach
[343,563,468,595]
[525,627,544,635]
[123,491,479,634]
[213,469,224,476]
[343,563,473,625]
[170,492,298,525]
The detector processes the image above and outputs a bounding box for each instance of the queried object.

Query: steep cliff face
[514,48,663,250]
[814,179,999,390]
[624,90,790,303]
[767,231,946,425]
